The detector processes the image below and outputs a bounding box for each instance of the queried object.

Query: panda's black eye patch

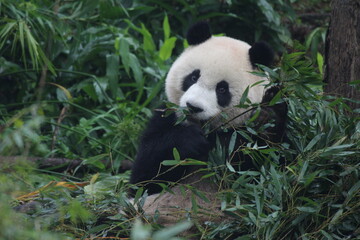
[182,69,200,91]
[216,81,231,107]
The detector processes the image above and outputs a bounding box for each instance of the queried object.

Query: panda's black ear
[249,41,274,67]
[186,21,212,45]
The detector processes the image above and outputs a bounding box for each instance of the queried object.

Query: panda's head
[165,22,274,128]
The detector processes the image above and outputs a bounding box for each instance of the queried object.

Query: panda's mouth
[185,113,209,127]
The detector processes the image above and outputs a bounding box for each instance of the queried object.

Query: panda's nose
[186,102,203,113]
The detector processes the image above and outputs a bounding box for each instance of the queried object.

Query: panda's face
[165,36,268,127]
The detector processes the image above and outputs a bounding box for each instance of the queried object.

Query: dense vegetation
[1,0,359,239]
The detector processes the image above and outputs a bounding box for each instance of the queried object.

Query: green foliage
[0,0,359,239]
[204,51,360,239]
[0,1,56,74]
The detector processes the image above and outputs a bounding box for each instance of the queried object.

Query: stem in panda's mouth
[204,103,266,136]
[154,103,264,136]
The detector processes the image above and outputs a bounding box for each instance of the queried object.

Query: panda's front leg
[129,108,210,195]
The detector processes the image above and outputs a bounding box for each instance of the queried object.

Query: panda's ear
[186,21,212,45]
[249,41,274,67]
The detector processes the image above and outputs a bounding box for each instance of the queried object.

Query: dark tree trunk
[324,0,360,109]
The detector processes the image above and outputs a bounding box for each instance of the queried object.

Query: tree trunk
[324,0,360,109]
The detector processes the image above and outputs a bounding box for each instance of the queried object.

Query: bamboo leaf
[49,82,72,100]
[163,14,170,40]
[141,23,155,52]
[238,86,250,107]
[159,37,176,61]
[106,54,120,98]
[152,221,192,240]
[173,147,180,161]
[18,21,26,65]
[317,52,324,74]
[118,37,130,74]
[228,131,237,155]
[304,133,323,152]
[129,53,143,83]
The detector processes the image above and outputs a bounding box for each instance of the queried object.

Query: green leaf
[180,159,207,166]
[320,230,334,240]
[49,82,72,100]
[82,153,108,169]
[88,224,110,234]
[159,37,176,61]
[67,200,93,224]
[345,180,360,204]
[189,186,210,202]
[93,77,109,103]
[297,206,317,213]
[163,14,170,40]
[238,86,250,107]
[317,52,324,74]
[349,79,360,85]
[304,133,323,152]
[269,89,282,106]
[161,160,181,166]
[117,37,130,75]
[320,144,354,157]
[161,159,207,166]
[248,211,257,225]
[99,1,127,19]
[226,161,236,173]
[201,172,216,179]
[270,166,282,201]
[248,107,261,123]
[257,0,280,25]
[129,53,143,83]
[173,147,180,160]
[18,21,25,65]
[106,54,120,98]
[228,131,237,155]
[329,209,343,228]
[141,23,156,52]
[24,23,39,69]
[0,21,16,49]
[298,160,309,183]
[125,20,155,52]
[130,220,151,240]
[153,221,192,240]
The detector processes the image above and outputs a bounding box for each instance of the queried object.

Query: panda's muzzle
[186,102,204,114]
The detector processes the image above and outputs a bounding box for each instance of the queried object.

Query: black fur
[216,80,232,107]
[182,69,201,91]
[129,108,210,195]
[249,41,275,68]
[186,21,212,45]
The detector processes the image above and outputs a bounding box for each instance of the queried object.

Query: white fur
[179,83,219,120]
[166,36,268,127]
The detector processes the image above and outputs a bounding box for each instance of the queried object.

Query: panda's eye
[216,80,232,107]
[191,75,198,82]
[217,87,226,94]
[216,81,229,94]
[182,69,201,91]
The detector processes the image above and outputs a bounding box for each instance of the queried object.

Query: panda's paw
[262,86,281,104]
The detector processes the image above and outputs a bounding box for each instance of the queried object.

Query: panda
[129,22,287,224]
